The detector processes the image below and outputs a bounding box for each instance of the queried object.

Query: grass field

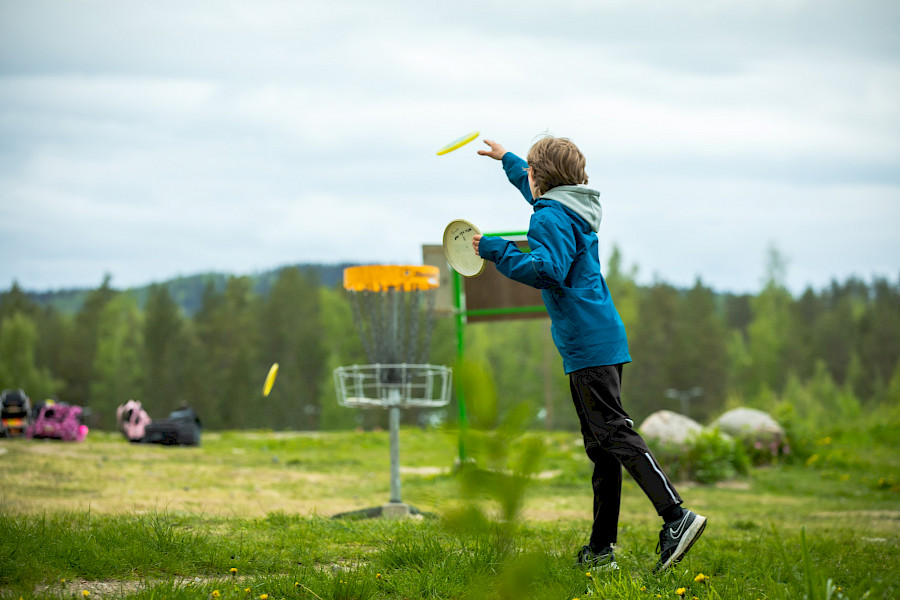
[1,426,898,600]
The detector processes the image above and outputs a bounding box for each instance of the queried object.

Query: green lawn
[1,427,897,599]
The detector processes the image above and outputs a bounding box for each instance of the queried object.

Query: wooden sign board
[422,239,546,323]
[421,244,456,314]
[462,239,546,322]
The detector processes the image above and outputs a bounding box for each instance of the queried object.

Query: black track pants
[569,364,682,548]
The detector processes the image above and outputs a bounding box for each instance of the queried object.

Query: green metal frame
[451,231,545,461]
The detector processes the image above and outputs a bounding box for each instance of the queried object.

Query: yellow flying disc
[263,363,279,397]
[436,130,480,156]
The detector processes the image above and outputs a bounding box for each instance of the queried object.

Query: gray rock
[712,407,784,439]
[638,410,704,445]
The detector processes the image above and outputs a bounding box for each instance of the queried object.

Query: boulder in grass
[712,407,788,464]
[712,407,784,439]
[638,410,704,446]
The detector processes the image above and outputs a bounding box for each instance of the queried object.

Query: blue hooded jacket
[478,152,631,373]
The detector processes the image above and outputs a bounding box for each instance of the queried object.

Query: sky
[1,0,898,296]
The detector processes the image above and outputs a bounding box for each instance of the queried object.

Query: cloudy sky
[2,0,898,295]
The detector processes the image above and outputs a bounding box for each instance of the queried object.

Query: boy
[473,136,706,573]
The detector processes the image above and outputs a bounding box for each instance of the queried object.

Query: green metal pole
[452,267,468,462]
[461,305,546,318]
[451,232,531,465]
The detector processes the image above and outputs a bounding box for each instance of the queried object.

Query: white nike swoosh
[669,515,689,537]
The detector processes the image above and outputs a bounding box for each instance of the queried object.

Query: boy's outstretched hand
[472,234,482,256]
[478,139,507,160]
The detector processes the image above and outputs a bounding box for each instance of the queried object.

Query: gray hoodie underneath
[541,185,603,233]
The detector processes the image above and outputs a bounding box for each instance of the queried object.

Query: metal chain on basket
[405,288,419,364]
[348,289,375,363]
[402,287,436,365]
[347,284,438,367]
[421,287,436,364]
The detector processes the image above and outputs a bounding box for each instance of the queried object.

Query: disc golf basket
[333,265,452,518]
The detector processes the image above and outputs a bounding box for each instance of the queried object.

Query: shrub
[732,428,793,467]
[647,428,749,484]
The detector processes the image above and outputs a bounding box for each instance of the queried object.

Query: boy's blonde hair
[526,135,588,197]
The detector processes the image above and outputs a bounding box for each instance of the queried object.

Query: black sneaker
[653,510,707,573]
[576,544,618,571]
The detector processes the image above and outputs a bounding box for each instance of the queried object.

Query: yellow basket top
[343,265,440,292]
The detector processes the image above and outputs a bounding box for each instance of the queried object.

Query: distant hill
[19,263,357,315]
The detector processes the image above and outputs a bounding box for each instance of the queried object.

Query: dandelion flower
[230,567,238,575]
[640,586,646,591]
[60,579,66,584]
[676,588,686,597]
[376,573,383,580]
[260,595,268,600]
[82,592,90,598]
[694,573,709,583]
[295,582,301,587]
[245,588,251,593]
[586,571,593,578]
[211,591,220,598]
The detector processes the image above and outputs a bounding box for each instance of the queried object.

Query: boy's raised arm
[479,137,534,203]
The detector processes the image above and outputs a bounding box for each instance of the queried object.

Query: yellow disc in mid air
[436,130,480,155]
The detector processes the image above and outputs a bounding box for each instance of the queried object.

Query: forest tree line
[1,247,898,432]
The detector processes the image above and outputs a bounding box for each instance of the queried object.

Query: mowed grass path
[1,428,898,599]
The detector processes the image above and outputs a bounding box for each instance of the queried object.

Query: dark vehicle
[0,389,32,437]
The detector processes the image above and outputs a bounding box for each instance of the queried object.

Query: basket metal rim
[334,363,452,409]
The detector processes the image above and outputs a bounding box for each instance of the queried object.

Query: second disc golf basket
[333,265,452,518]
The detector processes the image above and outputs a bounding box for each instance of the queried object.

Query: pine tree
[193,276,259,429]
[671,279,728,421]
[59,276,116,406]
[0,312,61,401]
[738,246,795,397]
[258,267,327,430]
[90,295,144,428]
[142,283,191,412]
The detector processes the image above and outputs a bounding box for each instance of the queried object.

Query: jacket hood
[540,185,602,232]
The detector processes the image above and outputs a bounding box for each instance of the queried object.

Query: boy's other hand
[478,139,507,160]
[472,234,482,256]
